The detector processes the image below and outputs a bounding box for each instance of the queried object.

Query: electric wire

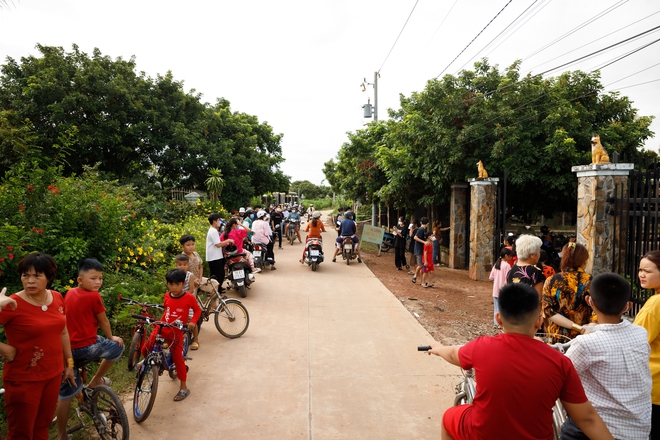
[525,9,660,73]
[593,36,660,71]
[454,0,544,74]
[413,0,460,67]
[604,61,660,88]
[378,0,420,74]
[606,78,660,92]
[522,0,629,62]
[436,0,514,78]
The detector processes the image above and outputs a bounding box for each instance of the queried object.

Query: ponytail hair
[494,247,514,270]
[560,242,589,271]
[223,218,239,241]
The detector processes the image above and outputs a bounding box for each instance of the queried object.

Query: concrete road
[125,217,461,439]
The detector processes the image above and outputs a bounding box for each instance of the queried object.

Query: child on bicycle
[428,283,614,440]
[56,258,124,440]
[142,268,201,402]
[561,273,651,439]
[175,254,200,351]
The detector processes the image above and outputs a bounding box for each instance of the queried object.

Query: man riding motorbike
[284,207,303,243]
[332,211,362,263]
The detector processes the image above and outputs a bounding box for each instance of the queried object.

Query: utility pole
[362,72,379,226]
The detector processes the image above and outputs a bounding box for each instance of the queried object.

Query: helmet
[239,207,246,214]
[256,210,266,219]
[313,211,321,219]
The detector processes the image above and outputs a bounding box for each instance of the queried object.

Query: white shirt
[566,320,651,439]
[206,226,223,262]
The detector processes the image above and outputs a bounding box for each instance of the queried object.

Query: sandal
[412,277,416,284]
[190,342,199,350]
[421,283,429,288]
[174,389,191,402]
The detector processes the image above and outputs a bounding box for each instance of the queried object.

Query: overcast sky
[1,0,658,185]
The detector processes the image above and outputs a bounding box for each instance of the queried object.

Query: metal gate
[611,157,660,313]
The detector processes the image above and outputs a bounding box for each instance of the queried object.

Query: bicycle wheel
[133,364,159,423]
[127,331,144,372]
[214,299,250,338]
[92,385,130,440]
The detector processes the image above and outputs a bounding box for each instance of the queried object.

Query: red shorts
[442,404,471,440]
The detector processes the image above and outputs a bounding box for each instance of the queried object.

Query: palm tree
[205,168,225,202]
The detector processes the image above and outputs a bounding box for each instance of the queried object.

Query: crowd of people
[426,221,660,439]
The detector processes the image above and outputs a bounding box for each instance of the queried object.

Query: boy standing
[412,217,429,284]
[56,259,124,440]
[175,254,201,350]
[142,269,201,402]
[561,273,651,439]
[179,234,203,293]
[421,233,434,288]
[206,213,234,289]
[428,283,614,440]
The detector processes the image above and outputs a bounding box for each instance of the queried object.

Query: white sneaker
[248,273,255,281]
[253,268,261,273]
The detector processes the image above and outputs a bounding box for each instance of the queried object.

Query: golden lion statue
[591,135,610,165]
[477,160,488,179]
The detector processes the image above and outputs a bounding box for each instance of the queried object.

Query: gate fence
[612,155,660,314]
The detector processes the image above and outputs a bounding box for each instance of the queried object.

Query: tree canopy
[0,44,290,208]
[325,59,655,217]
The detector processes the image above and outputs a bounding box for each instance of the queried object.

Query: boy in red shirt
[428,283,614,440]
[141,268,201,401]
[56,258,124,440]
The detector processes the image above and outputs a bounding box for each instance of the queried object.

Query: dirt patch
[361,246,501,345]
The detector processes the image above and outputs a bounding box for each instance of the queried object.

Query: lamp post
[361,71,379,226]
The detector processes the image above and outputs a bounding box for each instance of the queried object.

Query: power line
[593,36,660,71]
[604,61,660,88]
[522,0,629,62]
[378,0,420,73]
[606,77,660,92]
[413,0,460,67]
[436,0,514,78]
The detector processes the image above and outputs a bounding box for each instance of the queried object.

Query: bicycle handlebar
[130,315,186,331]
[121,297,163,309]
[418,345,431,352]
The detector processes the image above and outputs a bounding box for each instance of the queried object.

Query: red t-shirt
[227,228,248,253]
[161,292,201,328]
[423,242,434,270]
[457,333,587,440]
[0,291,66,381]
[64,287,106,349]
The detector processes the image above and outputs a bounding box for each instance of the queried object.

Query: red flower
[47,185,59,194]
[7,246,13,251]
[94,206,99,210]
[0,258,5,263]
[9,254,14,260]
[38,229,43,234]
[18,204,24,211]
[132,213,137,217]
[27,185,34,191]
[31,227,36,233]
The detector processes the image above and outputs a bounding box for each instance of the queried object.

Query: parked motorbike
[381,232,394,252]
[303,238,324,271]
[253,242,265,271]
[225,250,253,298]
[341,236,358,265]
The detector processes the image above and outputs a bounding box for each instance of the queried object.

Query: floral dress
[541,268,594,342]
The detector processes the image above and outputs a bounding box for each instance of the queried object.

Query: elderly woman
[634,250,660,439]
[0,253,75,439]
[541,243,594,342]
[506,234,546,300]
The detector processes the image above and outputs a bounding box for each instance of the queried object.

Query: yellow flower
[68,279,74,284]
[118,247,122,252]
[123,264,128,269]
[140,262,147,267]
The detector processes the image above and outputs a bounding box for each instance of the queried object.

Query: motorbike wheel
[381,243,392,252]
[239,285,247,298]
[311,262,318,271]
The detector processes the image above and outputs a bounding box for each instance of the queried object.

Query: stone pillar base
[468,178,499,281]
[449,183,468,269]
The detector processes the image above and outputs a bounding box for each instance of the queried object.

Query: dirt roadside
[360,245,500,345]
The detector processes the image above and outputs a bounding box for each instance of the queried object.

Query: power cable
[413,0,460,67]
[378,0,420,73]
[454,0,544,74]
[525,9,660,73]
[604,61,660,87]
[593,36,660,71]
[436,0,514,78]
[522,0,629,62]
[606,78,660,92]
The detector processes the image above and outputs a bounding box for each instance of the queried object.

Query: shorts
[443,404,471,440]
[423,264,434,273]
[59,336,124,400]
[415,254,423,266]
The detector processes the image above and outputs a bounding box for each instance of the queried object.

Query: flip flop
[190,342,199,350]
[174,389,191,402]
[89,377,112,388]
[412,277,416,284]
[421,283,429,288]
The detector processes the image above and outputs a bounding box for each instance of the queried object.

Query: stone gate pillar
[468,178,499,281]
[572,163,632,275]
[449,183,468,269]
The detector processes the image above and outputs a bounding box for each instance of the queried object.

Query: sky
[1,0,659,186]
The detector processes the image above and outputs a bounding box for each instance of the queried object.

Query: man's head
[175,253,190,273]
[497,283,541,330]
[420,216,429,226]
[77,258,104,292]
[208,213,222,226]
[588,272,631,316]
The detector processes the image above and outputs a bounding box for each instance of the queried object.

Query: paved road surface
[125,215,461,439]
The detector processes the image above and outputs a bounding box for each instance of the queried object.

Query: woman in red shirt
[0,253,75,440]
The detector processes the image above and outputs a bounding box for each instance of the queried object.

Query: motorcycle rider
[284,207,303,243]
[307,204,314,221]
[252,210,277,271]
[332,211,362,263]
[270,207,284,249]
[301,211,325,263]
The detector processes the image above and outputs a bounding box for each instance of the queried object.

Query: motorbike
[380,232,394,252]
[340,236,358,265]
[287,220,300,245]
[303,238,324,271]
[253,242,265,271]
[225,250,253,298]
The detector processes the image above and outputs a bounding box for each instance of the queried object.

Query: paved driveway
[125,218,461,439]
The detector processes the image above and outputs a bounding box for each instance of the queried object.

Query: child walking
[141,269,201,402]
[421,233,434,288]
[489,248,514,326]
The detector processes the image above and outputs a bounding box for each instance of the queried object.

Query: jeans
[394,247,407,269]
[432,240,440,265]
[560,418,589,440]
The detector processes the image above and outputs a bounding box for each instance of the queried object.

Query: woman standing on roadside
[407,218,420,275]
[0,253,76,439]
[634,250,660,439]
[392,216,408,271]
[506,234,546,300]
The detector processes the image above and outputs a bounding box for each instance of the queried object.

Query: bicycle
[56,358,130,439]
[132,315,193,423]
[121,296,164,371]
[196,276,250,338]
